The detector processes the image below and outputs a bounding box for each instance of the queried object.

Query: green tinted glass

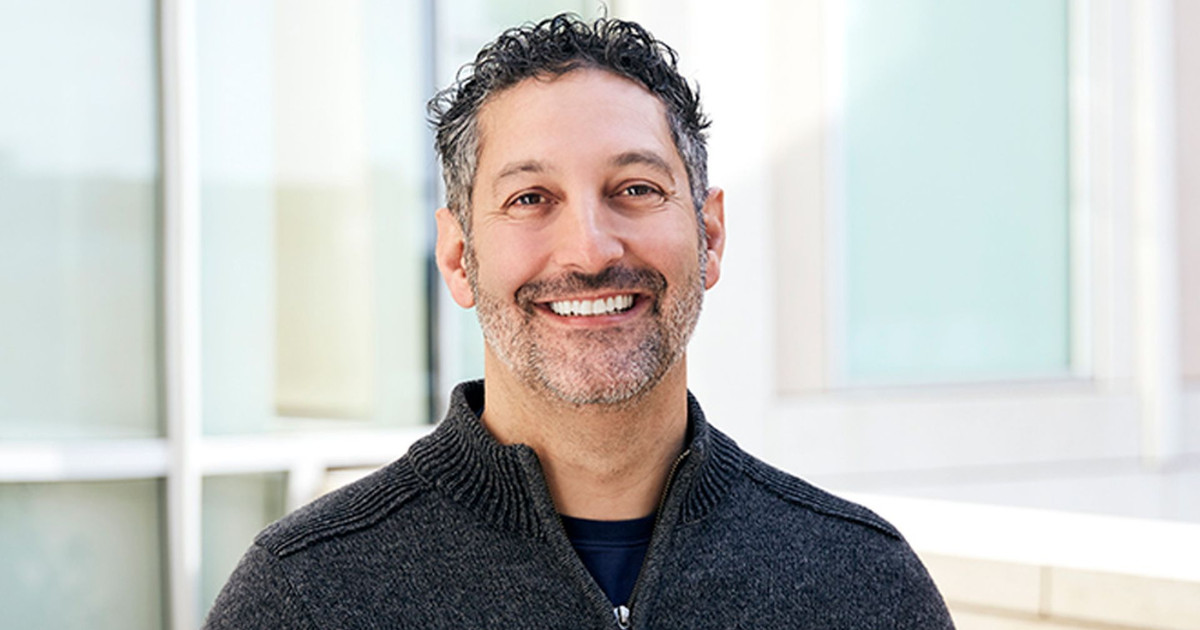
[841,0,1072,384]
[0,0,159,438]
[0,480,165,629]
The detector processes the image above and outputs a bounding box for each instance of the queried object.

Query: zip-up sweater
[204,381,955,629]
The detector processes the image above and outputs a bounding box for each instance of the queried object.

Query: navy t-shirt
[560,514,656,606]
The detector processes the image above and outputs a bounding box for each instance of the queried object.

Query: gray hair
[428,13,711,239]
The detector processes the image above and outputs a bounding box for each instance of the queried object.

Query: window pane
[841,0,1072,384]
[0,480,165,630]
[201,473,287,618]
[0,1,159,438]
[198,0,430,433]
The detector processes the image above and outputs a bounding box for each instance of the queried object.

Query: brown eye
[621,184,659,197]
[512,192,547,206]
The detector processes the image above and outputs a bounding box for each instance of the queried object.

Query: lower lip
[537,296,651,326]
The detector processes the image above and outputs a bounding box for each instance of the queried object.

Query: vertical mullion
[423,0,446,421]
[1068,0,1094,381]
[161,0,203,628]
[770,0,827,395]
[1131,0,1181,467]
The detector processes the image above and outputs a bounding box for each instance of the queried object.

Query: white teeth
[549,294,635,317]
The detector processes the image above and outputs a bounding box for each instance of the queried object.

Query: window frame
[764,0,1187,479]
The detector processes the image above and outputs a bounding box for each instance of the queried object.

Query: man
[205,14,954,629]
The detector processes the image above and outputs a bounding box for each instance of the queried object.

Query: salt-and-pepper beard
[467,245,707,407]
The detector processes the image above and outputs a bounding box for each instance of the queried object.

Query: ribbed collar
[407,380,743,539]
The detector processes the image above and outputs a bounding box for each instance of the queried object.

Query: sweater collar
[407,380,742,538]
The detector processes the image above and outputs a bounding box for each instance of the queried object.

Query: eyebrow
[492,160,551,197]
[496,160,548,181]
[490,150,677,195]
[611,150,675,181]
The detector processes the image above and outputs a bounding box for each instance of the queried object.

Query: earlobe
[435,207,477,308]
[701,187,726,290]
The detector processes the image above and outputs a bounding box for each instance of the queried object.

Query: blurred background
[0,0,1196,628]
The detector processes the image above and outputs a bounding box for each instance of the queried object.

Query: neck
[480,352,690,520]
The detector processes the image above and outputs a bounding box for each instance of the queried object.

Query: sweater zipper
[613,604,631,629]
[613,448,691,629]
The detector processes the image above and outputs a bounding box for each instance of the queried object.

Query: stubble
[470,256,705,407]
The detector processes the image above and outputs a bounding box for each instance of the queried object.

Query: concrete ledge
[847,494,1200,629]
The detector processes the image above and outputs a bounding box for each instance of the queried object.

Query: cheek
[472,231,550,290]
[636,220,704,277]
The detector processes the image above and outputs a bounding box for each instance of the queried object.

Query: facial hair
[470,258,705,407]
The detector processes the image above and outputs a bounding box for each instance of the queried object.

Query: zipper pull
[613,604,631,629]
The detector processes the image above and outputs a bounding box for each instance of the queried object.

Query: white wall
[1178,0,1200,384]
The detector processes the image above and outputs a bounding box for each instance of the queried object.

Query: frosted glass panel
[0,480,164,630]
[841,0,1071,384]
[198,0,429,433]
[0,1,159,438]
[201,473,287,618]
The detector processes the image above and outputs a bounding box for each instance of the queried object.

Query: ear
[700,187,725,290]
[435,207,476,308]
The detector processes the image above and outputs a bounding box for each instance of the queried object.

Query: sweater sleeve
[202,544,317,630]
[876,537,956,629]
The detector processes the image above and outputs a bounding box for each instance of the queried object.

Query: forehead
[474,68,680,180]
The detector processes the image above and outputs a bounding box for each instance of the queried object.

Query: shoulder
[203,544,317,629]
[709,427,903,541]
[678,428,954,626]
[255,456,428,558]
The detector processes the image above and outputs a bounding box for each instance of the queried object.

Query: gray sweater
[204,381,954,629]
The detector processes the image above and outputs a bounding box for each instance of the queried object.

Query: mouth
[545,293,637,318]
[517,266,666,322]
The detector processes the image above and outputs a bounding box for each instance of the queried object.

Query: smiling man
[204,14,953,630]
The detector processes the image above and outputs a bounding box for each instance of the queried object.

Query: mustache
[515,266,667,309]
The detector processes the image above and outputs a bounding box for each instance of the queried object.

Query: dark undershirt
[560,513,656,606]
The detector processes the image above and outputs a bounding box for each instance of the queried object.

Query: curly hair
[428,13,711,236]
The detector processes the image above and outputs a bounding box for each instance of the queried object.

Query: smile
[547,294,636,317]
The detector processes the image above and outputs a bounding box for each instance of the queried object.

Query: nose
[550,196,624,273]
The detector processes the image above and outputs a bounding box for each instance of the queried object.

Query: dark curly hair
[428,13,711,235]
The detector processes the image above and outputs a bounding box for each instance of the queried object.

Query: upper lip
[516,266,666,310]
[538,291,642,304]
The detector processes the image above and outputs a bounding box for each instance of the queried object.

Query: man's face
[438,68,723,406]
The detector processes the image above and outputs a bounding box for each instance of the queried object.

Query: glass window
[0,480,165,630]
[0,0,160,438]
[197,0,431,433]
[840,0,1072,384]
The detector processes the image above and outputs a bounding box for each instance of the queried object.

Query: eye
[619,184,661,197]
[511,191,548,206]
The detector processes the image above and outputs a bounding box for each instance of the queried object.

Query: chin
[532,349,682,409]
[543,378,653,408]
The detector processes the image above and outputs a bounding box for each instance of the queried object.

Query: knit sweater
[203,381,954,629]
